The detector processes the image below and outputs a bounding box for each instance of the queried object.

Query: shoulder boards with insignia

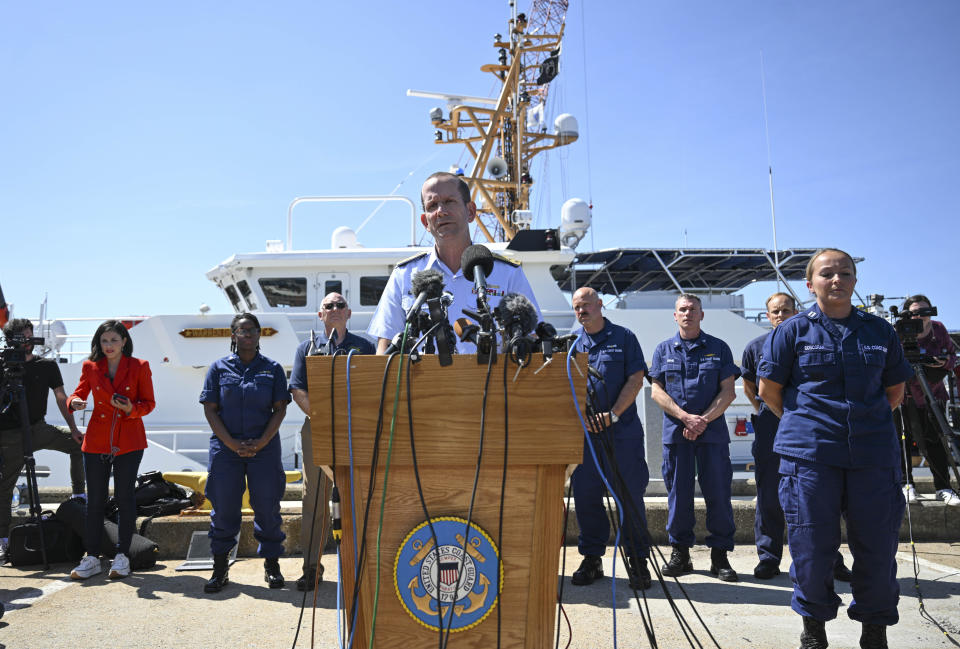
[395,251,429,268]
[492,253,521,267]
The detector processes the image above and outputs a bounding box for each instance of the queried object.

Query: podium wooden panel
[306,354,586,649]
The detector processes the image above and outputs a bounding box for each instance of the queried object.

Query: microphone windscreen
[535,321,557,339]
[500,293,538,335]
[411,268,444,299]
[460,244,495,282]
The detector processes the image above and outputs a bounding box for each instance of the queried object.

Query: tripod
[0,376,49,569]
[899,363,960,495]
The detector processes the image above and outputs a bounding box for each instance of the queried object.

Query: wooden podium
[307,354,586,649]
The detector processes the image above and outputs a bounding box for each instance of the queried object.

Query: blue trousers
[83,449,143,556]
[206,436,286,558]
[572,434,649,559]
[662,441,735,550]
[752,410,785,564]
[779,457,904,625]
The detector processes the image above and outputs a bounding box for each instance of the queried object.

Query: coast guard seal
[394,517,501,632]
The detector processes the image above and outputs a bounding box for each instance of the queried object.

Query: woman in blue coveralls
[200,312,290,593]
[758,249,912,649]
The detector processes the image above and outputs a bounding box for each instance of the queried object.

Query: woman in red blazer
[66,320,155,580]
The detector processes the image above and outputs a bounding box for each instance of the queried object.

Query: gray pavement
[1,542,958,649]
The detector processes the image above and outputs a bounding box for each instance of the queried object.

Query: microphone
[495,292,538,365]
[425,290,453,366]
[461,244,495,313]
[405,268,444,324]
[324,329,339,356]
[454,317,480,346]
[534,321,557,361]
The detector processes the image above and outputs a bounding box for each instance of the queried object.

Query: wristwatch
[609,411,620,424]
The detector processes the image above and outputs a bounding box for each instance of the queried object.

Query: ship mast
[418,1,575,243]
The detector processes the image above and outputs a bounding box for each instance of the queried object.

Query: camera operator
[897,295,959,506]
[0,318,86,563]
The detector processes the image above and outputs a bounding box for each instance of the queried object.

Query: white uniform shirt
[367,248,541,354]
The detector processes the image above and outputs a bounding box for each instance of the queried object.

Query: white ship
[19,1,820,488]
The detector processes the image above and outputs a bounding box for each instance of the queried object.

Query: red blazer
[68,356,155,455]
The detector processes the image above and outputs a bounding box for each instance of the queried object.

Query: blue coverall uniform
[758,304,913,625]
[571,318,650,560]
[200,352,291,557]
[649,331,740,551]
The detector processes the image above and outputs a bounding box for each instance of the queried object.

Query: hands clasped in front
[680,412,708,440]
[234,438,265,458]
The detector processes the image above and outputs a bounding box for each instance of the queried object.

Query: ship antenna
[579,0,595,250]
[760,50,781,290]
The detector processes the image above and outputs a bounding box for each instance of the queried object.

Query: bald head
[572,287,604,334]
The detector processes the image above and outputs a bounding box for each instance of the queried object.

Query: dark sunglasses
[322,302,348,311]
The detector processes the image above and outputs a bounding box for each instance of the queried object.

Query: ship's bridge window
[224,285,242,313]
[237,280,258,310]
[259,277,307,308]
[324,280,342,296]
[360,276,390,306]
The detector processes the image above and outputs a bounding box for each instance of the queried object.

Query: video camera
[889,305,939,366]
[1,333,44,371]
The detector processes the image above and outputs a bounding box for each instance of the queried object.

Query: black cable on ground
[898,407,960,647]
[582,376,720,648]
[291,348,345,649]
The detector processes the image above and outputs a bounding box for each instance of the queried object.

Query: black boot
[204,553,229,594]
[709,547,738,582]
[660,545,693,577]
[571,555,603,586]
[296,564,324,592]
[859,623,887,649]
[799,616,828,649]
[626,556,652,591]
[264,557,285,589]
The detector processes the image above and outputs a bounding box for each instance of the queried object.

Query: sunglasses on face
[233,327,260,337]
[322,302,348,311]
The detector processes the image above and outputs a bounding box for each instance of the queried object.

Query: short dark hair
[903,294,932,311]
[421,171,472,210]
[90,320,133,361]
[2,317,33,340]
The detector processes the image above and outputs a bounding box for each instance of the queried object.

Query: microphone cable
[495,344,511,649]
[345,337,405,648]
[585,369,721,649]
[441,339,497,649]
[368,335,412,648]
[565,348,722,649]
[555,475,575,649]
[405,355,450,647]
[897,408,960,647]
[291,346,344,649]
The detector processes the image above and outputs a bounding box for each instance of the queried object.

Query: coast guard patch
[394,517,501,632]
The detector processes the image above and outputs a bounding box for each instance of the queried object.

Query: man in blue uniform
[742,292,852,582]
[758,248,912,649]
[568,288,651,590]
[368,172,539,353]
[648,294,740,582]
[289,292,375,591]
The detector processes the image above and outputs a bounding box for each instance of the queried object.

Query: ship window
[224,285,242,312]
[259,277,308,308]
[237,280,258,310]
[324,280,342,296]
[360,276,389,306]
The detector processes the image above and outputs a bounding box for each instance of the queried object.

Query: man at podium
[368,171,538,354]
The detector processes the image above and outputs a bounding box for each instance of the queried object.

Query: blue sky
[2,1,958,329]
